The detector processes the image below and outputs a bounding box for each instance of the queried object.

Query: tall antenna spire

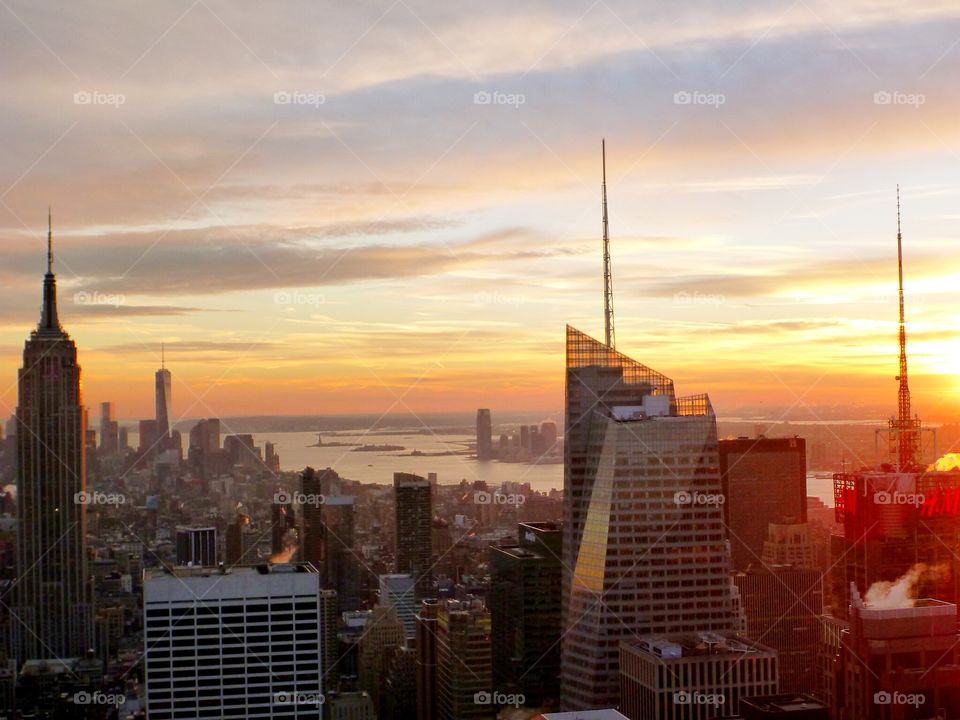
[161,341,165,370]
[893,185,918,470]
[601,139,616,348]
[47,206,53,274]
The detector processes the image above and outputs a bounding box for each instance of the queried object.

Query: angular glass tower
[561,326,742,710]
[14,217,93,659]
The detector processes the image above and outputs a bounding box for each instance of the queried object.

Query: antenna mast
[602,140,616,348]
[893,185,918,470]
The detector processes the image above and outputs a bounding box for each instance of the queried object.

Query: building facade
[395,472,433,598]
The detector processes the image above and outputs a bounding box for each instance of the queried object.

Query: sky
[2,0,960,424]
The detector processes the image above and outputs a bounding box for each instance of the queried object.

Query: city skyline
[3,2,960,420]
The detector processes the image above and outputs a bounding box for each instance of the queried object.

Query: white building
[379,573,417,638]
[144,563,324,719]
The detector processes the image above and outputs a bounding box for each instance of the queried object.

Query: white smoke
[864,564,929,609]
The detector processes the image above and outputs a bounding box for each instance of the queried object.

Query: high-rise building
[143,563,325,719]
[562,326,743,710]
[382,644,417,720]
[271,496,297,557]
[302,467,359,609]
[831,586,960,719]
[436,598,492,720]
[175,526,218,567]
[379,573,417,638]
[14,217,93,659]
[719,436,807,571]
[489,521,562,705]
[99,401,119,455]
[476,409,494,461]
[619,633,778,720]
[319,589,340,693]
[155,350,172,447]
[358,604,405,717]
[395,472,433,598]
[732,694,829,719]
[416,599,439,720]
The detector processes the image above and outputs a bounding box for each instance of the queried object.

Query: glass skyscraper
[561,326,743,710]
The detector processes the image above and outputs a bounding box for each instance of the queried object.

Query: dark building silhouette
[719,436,807,571]
[416,598,439,720]
[489,521,561,705]
[476,409,493,461]
[394,472,433,598]
[14,215,93,659]
[175,526,217,567]
[302,467,359,609]
[99,401,118,455]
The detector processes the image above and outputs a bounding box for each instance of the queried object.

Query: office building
[13,219,94,659]
[476,409,494,461]
[379,573,417,638]
[175,526,217,567]
[272,496,297,557]
[562,326,743,710]
[416,599,439,720]
[730,694,829,719]
[302,467,360,610]
[489,521,562,705]
[831,586,960,719]
[436,598,492,720]
[139,418,158,458]
[99,401,119,454]
[319,589,340,693]
[358,604,405,717]
[395,472,433,598]
[155,356,172,448]
[719,436,807,571]
[619,633,778,720]
[761,523,817,568]
[144,563,324,719]
[382,644,417,720]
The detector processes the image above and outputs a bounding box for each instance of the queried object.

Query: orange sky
[2,1,960,423]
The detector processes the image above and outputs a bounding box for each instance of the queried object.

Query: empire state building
[14,213,93,659]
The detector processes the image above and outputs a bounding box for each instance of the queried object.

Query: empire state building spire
[39,207,61,333]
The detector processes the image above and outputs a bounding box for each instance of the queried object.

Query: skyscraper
[302,467,359,609]
[99,401,119,455]
[719,436,807,571]
[476,409,493,461]
[144,563,325,719]
[394,472,433,598]
[14,214,94,659]
[561,326,743,710]
[489,521,562,706]
[436,598,492,720]
[155,347,172,449]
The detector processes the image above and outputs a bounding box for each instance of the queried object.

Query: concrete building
[99,401,119,454]
[436,598,492,720]
[379,574,417,638]
[416,599,439,720]
[175,526,217,567]
[489,521,562,705]
[395,472,433,598]
[719,436,807,571]
[143,563,324,719]
[730,694,829,719]
[358,605,405,717]
[476,409,494,461]
[619,632,778,720]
